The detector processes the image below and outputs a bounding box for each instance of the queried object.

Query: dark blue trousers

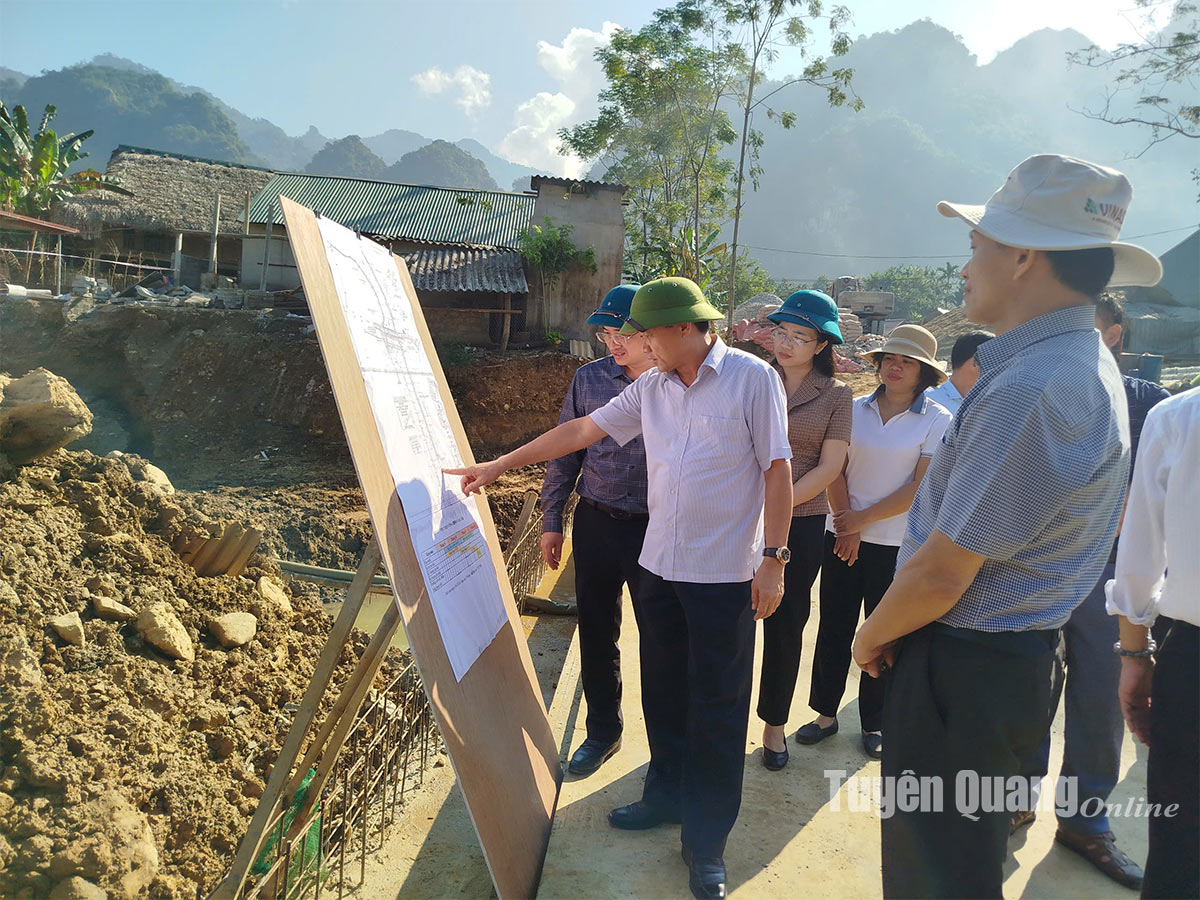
[1021,562,1126,834]
[636,573,755,858]
[570,500,649,744]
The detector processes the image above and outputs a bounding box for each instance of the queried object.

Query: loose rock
[208,612,257,649]
[50,876,109,900]
[135,603,193,662]
[91,595,135,622]
[255,576,293,615]
[50,612,85,646]
[0,368,93,468]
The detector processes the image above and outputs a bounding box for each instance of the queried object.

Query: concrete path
[353,551,1150,899]
[538,572,1149,900]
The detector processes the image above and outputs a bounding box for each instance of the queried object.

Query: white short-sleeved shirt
[826,387,952,547]
[589,337,791,583]
[925,379,965,416]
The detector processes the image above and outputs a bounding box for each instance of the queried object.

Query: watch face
[778,547,791,563]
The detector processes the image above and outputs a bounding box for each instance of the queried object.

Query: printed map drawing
[317,217,507,681]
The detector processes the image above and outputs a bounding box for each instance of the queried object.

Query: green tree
[0,101,131,216]
[862,264,962,321]
[518,217,598,313]
[718,0,860,326]
[560,3,740,281]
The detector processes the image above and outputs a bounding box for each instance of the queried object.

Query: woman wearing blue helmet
[756,290,853,770]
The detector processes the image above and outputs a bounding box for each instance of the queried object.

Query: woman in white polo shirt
[796,324,952,759]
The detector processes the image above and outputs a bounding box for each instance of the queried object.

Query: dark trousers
[881,625,1062,899]
[636,573,755,858]
[1144,621,1199,900]
[570,500,649,744]
[1021,563,1125,834]
[758,514,826,725]
[810,533,899,733]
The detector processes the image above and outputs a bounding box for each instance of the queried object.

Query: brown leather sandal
[1054,828,1144,890]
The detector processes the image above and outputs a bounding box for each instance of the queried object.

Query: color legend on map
[422,522,487,593]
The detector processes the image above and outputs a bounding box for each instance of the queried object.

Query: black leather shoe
[607,800,681,830]
[862,731,882,760]
[567,737,621,776]
[795,719,838,745]
[761,745,789,770]
[683,849,726,900]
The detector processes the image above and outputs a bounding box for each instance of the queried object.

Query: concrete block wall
[527,180,626,343]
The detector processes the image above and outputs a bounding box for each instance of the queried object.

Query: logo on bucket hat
[936,154,1161,288]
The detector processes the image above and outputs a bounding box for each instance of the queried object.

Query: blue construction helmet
[588,284,641,328]
[766,290,844,344]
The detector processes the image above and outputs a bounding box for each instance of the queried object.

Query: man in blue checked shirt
[851,155,1164,899]
[1011,292,1169,890]
[540,284,656,778]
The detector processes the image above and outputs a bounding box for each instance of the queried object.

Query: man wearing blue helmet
[540,284,656,777]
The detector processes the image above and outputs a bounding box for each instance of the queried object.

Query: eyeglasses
[770,328,820,348]
[596,330,634,346]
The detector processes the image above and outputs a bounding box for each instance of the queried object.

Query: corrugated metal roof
[248,174,536,249]
[400,247,528,294]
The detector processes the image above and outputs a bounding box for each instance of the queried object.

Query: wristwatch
[763,547,791,564]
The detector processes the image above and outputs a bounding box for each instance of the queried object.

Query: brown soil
[0,449,407,900]
[837,370,879,398]
[444,351,584,458]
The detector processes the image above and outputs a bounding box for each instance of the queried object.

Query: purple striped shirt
[540,355,649,533]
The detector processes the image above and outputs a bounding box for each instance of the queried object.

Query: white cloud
[497,22,621,178]
[410,64,492,115]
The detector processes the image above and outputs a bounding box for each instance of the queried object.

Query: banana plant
[652,226,728,295]
[0,101,132,216]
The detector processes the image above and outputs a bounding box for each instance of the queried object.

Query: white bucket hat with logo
[937,154,1163,288]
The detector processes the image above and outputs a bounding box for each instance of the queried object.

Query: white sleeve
[589,375,645,446]
[1105,408,1170,625]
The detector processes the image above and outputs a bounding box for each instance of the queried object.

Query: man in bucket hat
[850,154,1162,898]
[447,276,793,899]
[540,284,655,778]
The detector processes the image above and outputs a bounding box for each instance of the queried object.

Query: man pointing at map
[446,277,792,900]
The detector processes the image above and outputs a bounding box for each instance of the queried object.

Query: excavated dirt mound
[0,299,583,485]
[0,449,404,900]
[444,352,585,458]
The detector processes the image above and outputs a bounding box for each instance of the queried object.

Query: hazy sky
[0,0,1176,177]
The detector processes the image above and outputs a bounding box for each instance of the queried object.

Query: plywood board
[281,196,560,899]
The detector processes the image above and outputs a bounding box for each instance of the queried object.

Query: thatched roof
[50,146,274,238]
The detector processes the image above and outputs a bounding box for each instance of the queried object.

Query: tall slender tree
[717,0,860,327]
[560,3,740,284]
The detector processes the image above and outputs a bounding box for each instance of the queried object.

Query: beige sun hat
[937,154,1162,288]
[859,324,947,385]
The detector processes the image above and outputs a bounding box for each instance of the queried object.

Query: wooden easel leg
[211,537,383,900]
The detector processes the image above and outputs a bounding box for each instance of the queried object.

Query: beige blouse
[774,365,853,517]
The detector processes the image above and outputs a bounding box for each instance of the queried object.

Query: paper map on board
[316,217,508,681]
